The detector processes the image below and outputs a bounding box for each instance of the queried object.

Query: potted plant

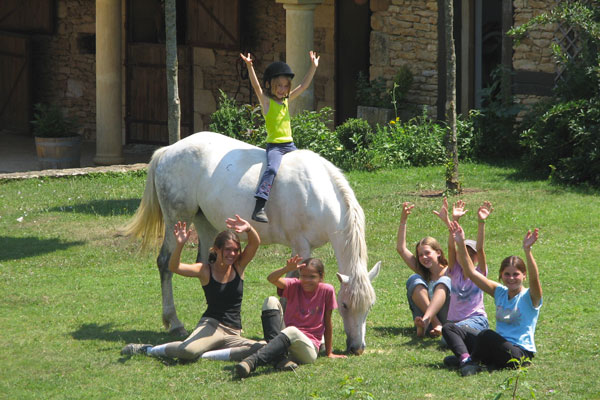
[31,103,82,169]
[355,66,414,127]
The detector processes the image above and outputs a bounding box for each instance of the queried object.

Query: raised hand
[309,51,320,68]
[449,221,466,245]
[285,255,305,272]
[452,199,468,221]
[478,201,493,221]
[523,228,539,250]
[433,197,450,224]
[240,53,253,65]
[226,214,251,233]
[400,202,414,224]
[173,221,192,245]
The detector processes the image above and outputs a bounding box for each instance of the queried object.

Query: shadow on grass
[71,322,181,344]
[373,326,445,349]
[0,236,85,261]
[48,198,140,216]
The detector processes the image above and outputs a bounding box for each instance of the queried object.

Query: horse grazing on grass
[122,131,380,355]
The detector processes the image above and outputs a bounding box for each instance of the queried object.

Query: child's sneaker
[120,343,151,356]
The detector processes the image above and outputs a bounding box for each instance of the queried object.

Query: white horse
[122,131,380,355]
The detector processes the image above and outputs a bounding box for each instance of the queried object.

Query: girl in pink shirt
[235,256,346,378]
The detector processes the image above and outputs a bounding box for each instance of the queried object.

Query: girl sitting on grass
[396,202,450,337]
[235,255,346,378]
[433,198,492,367]
[447,220,542,376]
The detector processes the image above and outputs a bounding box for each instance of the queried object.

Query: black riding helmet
[263,61,295,88]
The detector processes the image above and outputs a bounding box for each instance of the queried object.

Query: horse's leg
[157,228,188,337]
[192,211,218,264]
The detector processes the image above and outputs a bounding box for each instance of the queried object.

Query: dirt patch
[414,187,486,198]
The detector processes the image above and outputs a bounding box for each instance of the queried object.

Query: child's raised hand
[449,221,465,244]
[240,53,253,65]
[309,51,320,68]
[523,228,539,250]
[433,197,450,224]
[173,221,191,245]
[478,201,493,221]
[400,202,414,224]
[452,199,467,221]
[285,255,305,272]
[226,214,251,233]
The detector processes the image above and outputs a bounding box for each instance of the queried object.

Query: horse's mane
[321,159,376,310]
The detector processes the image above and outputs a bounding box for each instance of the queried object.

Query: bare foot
[415,317,427,338]
[429,324,442,337]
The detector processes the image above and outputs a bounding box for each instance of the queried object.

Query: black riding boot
[261,309,282,342]
[252,197,269,223]
[235,332,291,378]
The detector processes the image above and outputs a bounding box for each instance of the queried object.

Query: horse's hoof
[170,326,188,337]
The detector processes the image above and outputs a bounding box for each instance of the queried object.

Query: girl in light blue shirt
[448,221,542,376]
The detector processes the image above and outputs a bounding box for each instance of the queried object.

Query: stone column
[95,0,124,165]
[276,0,323,116]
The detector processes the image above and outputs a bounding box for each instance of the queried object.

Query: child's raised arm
[266,255,305,289]
[523,228,542,307]
[396,202,419,273]
[240,53,269,111]
[289,51,319,101]
[450,221,498,296]
[476,201,493,276]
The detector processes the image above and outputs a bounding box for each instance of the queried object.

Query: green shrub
[290,107,345,165]
[335,118,373,152]
[355,71,391,108]
[366,109,446,170]
[209,90,265,146]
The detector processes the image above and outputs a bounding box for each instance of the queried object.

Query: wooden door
[0,33,30,134]
[126,43,193,145]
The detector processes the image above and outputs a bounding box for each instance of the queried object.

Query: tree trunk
[444,0,460,191]
[165,0,180,144]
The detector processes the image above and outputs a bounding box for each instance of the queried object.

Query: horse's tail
[320,158,367,267]
[119,146,168,249]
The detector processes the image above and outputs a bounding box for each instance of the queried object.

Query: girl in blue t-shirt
[240,51,319,224]
[448,221,542,376]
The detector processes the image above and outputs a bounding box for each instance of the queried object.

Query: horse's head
[336,261,381,355]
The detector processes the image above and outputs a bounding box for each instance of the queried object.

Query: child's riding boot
[252,197,269,223]
[261,309,282,342]
[235,332,291,378]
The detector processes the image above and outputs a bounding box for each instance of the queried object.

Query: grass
[1,163,599,399]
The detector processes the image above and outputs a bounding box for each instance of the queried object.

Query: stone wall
[512,0,558,107]
[31,0,97,140]
[369,0,440,118]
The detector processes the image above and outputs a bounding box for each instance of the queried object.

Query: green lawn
[1,163,598,399]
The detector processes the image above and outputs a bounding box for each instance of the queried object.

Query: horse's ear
[368,261,381,282]
[337,272,350,284]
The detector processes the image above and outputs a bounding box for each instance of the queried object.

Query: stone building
[0,0,560,165]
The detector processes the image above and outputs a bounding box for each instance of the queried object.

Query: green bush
[355,71,391,108]
[209,90,265,146]
[335,118,373,152]
[290,107,345,166]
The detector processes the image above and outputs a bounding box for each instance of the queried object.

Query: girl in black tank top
[121,215,263,362]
